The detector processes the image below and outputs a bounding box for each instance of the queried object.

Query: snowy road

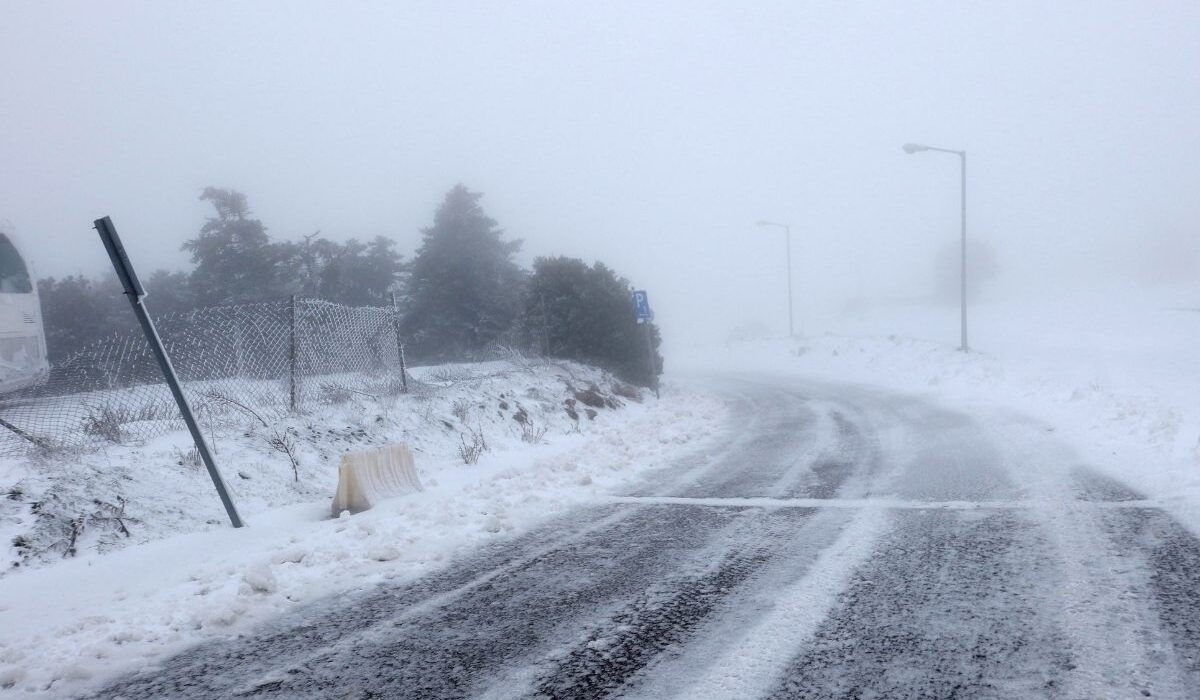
[89,376,1200,699]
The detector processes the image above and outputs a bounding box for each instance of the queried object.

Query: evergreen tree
[401,185,525,361]
[143,269,197,316]
[522,256,662,386]
[37,275,132,363]
[38,188,408,367]
[278,234,405,306]
[38,269,197,364]
[183,188,283,305]
[348,236,406,306]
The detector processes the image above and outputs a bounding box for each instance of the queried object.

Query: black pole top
[93,216,145,298]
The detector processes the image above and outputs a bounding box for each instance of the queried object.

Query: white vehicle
[0,223,49,393]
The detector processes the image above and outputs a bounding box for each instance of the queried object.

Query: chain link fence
[0,297,414,454]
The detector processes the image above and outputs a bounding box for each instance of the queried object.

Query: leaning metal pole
[93,216,244,528]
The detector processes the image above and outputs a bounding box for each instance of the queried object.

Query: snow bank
[0,360,726,697]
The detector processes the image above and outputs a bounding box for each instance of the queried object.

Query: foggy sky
[3,1,1198,346]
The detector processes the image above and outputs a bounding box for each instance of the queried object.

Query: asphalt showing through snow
[88,375,1200,699]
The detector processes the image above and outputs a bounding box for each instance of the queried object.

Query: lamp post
[756,220,794,336]
[903,142,968,352]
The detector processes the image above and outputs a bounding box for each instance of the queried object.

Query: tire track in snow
[976,414,1195,698]
[530,547,775,699]
[82,504,647,699]
[1095,496,1200,693]
[768,509,1073,699]
[248,505,801,699]
[519,390,894,698]
[630,506,886,700]
[668,386,820,498]
[91,504,792,699]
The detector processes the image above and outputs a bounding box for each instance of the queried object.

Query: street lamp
[902,142,968,352]
[756,220,794,337]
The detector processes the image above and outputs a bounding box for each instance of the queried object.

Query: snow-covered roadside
[679,290,1200,532]
[0,361,727,697]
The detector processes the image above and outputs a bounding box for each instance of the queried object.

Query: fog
[3,1,1198,350]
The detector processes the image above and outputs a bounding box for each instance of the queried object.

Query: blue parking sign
[633,290,652,320]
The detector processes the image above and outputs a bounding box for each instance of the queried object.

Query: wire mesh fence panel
[0,298,408,454]
[294,300,400,404]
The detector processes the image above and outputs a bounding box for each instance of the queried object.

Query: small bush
[427,366,475,384]
[81,399,181,445]
[19,496,137,561]
[82,406,126,443]
[175,446,202,468]
[267,429,301,481]
[199,389,269,427]
[458,425,488,465]
[519,419,547,444]
[364,375,408,397]
[90,497,134,539]
[319,382,356,405]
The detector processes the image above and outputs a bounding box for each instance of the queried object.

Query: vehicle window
[0,235,32,293]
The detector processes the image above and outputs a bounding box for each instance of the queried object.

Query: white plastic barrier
[331,443,423,517]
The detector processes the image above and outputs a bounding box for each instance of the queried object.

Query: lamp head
[902,143,929,154]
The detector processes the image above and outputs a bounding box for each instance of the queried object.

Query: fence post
[390,292,408,393]
[289,295,299,411]
[93,216,244,528]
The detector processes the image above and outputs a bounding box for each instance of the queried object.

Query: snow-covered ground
[0,360,726,697]
[3,285,1198,697]
[680,284,1200,534]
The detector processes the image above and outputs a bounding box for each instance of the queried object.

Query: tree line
[37,185,663,386]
